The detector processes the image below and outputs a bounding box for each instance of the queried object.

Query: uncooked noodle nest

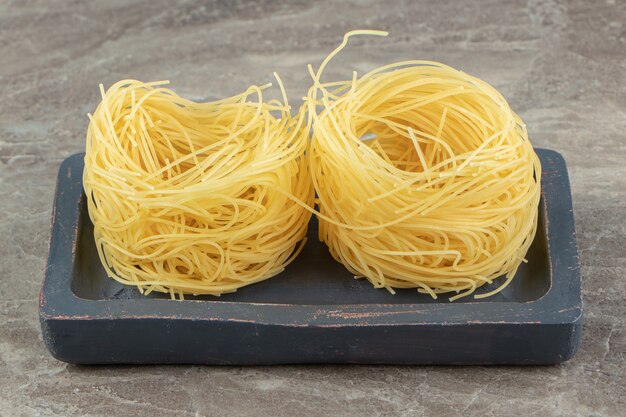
[84,78,313,299]
[84,30,541,301]
[303,31,541,300]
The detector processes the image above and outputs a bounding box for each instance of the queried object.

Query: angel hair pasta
[304,31,541,300]
[84,78,313,299]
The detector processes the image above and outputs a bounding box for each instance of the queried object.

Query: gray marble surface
[1,0,624,416]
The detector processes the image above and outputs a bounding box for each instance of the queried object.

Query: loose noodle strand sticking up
[304,31,541,300]
[84,79,313,299]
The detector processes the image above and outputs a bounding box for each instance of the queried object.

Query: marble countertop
[1,0,624,416]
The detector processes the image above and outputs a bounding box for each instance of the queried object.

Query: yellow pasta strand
[84,78,313,298]
[304,31,541,300]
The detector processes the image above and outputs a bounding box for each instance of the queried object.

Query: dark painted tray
[40,149,582,365]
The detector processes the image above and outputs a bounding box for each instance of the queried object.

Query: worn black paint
[39,149,582,365]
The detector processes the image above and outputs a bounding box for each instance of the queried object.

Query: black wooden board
[40,148,582,364]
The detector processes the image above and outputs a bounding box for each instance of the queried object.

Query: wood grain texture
[40,151,580,365]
